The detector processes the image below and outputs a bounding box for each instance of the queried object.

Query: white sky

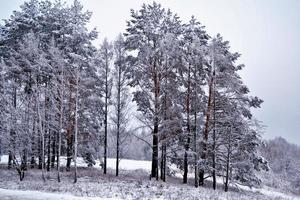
[1,0,300,144]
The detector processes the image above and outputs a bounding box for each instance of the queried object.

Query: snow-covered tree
[124,1,182,179]
[95,38,113,174]
[111,34,131,176]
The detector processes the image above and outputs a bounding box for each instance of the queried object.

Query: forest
[1,0,295,199]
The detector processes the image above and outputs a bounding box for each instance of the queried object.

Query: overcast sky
[1,0,300,144]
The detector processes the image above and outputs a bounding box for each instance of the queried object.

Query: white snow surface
[0,188,113,200]
[0,155,299,200]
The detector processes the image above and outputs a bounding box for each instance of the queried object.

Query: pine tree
[124,2,181,179]
[180,16,208,185]
[112,34,131,176]
[97,38,113,174]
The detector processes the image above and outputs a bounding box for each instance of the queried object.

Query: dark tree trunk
[183,150,189,183]
[194,111,198,188]
[200,76,214,186]
[51,133,56,168]
[66,80,75,172]
[8,86,17,169]
[12,156,25,181]
[103,54,109,175]
[104,86,108,174]
[224,153,230,192]
[183,64,191,184]
[151,118,159,179]
[224,125,232,192]
[66,128,73,171]
[115,123,119,174]
[212,90,216,190]
[45,90,51,172]
[160,144,166,182]
[31,156,35,169]
[8,153,13,169]
[151,65,159,180]
[21,149,27,171]
[163,145,166,182]
[47,130,51,171]
[38,136,43,169]
[31,121,36,168]
[115,63,121,177]
[57,128,61,182]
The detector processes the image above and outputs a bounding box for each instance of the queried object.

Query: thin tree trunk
[66,82,74,172]
[38,129,42,169]
[151,66,159,179]
[160,144,166,182]
[116,64,121,177]
[31,120,36,168]
[73,72,79,183]
[51,133,56,169]
[183,64,191,184]
[21,148,27,172]
[8,153,13,169]
[8,86,17,169]
[200,74,214,186]
[45,85,51,172]
[224,125,232,192]
[37,82,45,182]
[160,145,164,180]
[57,71,64,182]
[151,112,159,179]
[47,130,51,171]
[163,145,166,181]
[161,72,167,182]
[194,110,198,188]
[193,66,199,188]
[104,51,109,175]
[212,85,216,190]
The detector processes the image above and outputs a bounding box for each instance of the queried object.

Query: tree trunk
[104,53,109,175]
[57,67,64,182]
[37,82,45,182]
[151,120,159,179]
[38,136,42,169]
[183,64,191,184]
[8,153,13,169]
[31,120,36,168]
[8,86,17,169]
[73,73,79,183]
[194,110,198,188]
[224,125,232,192]
[47,130,51,171]
[151,67,159,179]
[21,149,27,171]
[116,63,121,176]
[160,145,164,181]
[13,156,25,181]
[212,87,216,190]
[183,151,189,183]
[57,129,61,182]
[200,76,214,186]
[66,82,74,172]
[151,117,159,179]
[66,129,73,171]
[160,144,166,182]
[51,133,56,169]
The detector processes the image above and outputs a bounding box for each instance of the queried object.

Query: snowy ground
[0,156,299,200]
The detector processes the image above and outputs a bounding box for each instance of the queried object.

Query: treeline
[260,137,300,195]
[0,0,268,191]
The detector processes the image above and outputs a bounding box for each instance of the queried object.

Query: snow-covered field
[0,156,299,200]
